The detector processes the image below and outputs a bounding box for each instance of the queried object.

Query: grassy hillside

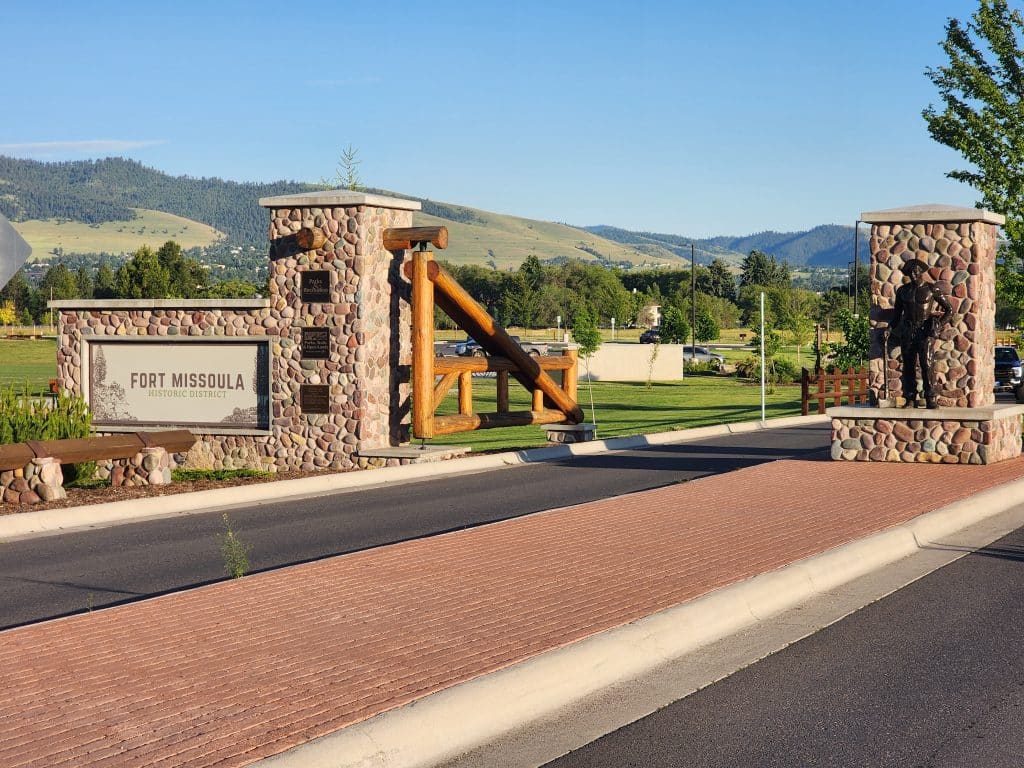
[411,207,686,270]
[12,208,224,259]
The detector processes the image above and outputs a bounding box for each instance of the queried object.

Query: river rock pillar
[259,191,420,468]
[865,204,1003,408]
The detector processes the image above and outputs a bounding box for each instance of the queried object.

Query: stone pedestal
[828,404,1024,464]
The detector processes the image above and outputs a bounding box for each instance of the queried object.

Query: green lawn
[427,375,802,452]
[0,338,804,453]
[0,339,57,393]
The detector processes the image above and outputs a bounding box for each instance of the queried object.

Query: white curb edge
[0,415,829,540]
[252,472,1024,768]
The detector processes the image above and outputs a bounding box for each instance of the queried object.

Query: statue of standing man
[886,258,952,409]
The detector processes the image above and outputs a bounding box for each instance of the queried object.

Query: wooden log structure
[411,251,436,438]
[432,355,576,374]
[432,410,569,436]
[403,258,584,425]
[383,226,449,251]
[0,430,196,471]
[295,226,327,251]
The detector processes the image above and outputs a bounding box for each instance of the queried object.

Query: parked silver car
[682,345,725,366]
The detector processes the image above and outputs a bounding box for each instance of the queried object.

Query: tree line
[0,241,262,325]
[0,238,871,361]
[443,251,869,347]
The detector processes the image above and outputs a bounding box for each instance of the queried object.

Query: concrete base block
[544,424,598,444]
[357,445,471,463]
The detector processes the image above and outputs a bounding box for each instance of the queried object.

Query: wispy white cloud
[0,139,166,156]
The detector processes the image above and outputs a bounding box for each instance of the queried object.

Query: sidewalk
[3,452,1024,768]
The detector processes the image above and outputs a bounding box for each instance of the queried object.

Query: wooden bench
[0,430,196,504]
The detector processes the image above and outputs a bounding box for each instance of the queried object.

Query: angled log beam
[432,371,459,410]
[428,264,584,424]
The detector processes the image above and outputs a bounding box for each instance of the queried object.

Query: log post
[562,349,578,404]
[497,371,509,413]
[412,251,435,438]
[458,371,473,415]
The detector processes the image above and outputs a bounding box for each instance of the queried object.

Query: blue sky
[2,0,992,237]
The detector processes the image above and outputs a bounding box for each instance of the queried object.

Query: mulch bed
[0,469,340,516]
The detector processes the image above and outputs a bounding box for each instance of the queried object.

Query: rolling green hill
[13,209,224,259]
[0,155,857,271]
[407,202,685,269]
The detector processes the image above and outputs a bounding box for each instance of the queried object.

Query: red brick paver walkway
[3,457,1024,767]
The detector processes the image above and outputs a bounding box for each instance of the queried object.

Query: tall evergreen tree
[115,245,171,299]
[75,266,94,300]
[94,262,117,299]
[739,250,790,289]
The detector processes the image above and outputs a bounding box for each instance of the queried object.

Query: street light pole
[853,219,861,318]
[847,260,854,312]
[690,243,696,360]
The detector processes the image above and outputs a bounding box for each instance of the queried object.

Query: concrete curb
[0,415,830,540]
[253,471,1024,768]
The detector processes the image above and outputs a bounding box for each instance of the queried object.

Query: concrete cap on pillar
[258,190,421,210]
[860,203,1004,225]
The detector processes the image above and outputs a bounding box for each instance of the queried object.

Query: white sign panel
[0,212,31,292]
[88,341,270,430]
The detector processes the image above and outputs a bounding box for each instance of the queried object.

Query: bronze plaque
[301,327,331,359]
[301,270,332,303]
[300,384,331,414]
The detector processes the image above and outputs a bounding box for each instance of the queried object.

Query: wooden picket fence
[800,367,869,415]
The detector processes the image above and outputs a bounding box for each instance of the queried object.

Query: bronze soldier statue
[886,258,952,408]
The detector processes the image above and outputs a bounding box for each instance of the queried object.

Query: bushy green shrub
[0,386,91,443]
[0,385,94,483]
[684,359,721,376]
[734,356,800,384]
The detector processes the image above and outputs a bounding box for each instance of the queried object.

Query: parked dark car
[639,328,660,343]
[454,336,546,356]
[995,345,1023,396]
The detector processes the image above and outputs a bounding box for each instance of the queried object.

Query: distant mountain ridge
[585,224,868,268]
[0,155,859,269]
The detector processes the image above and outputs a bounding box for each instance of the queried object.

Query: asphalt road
[0,423,827,629]
[543,523,1024,768]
